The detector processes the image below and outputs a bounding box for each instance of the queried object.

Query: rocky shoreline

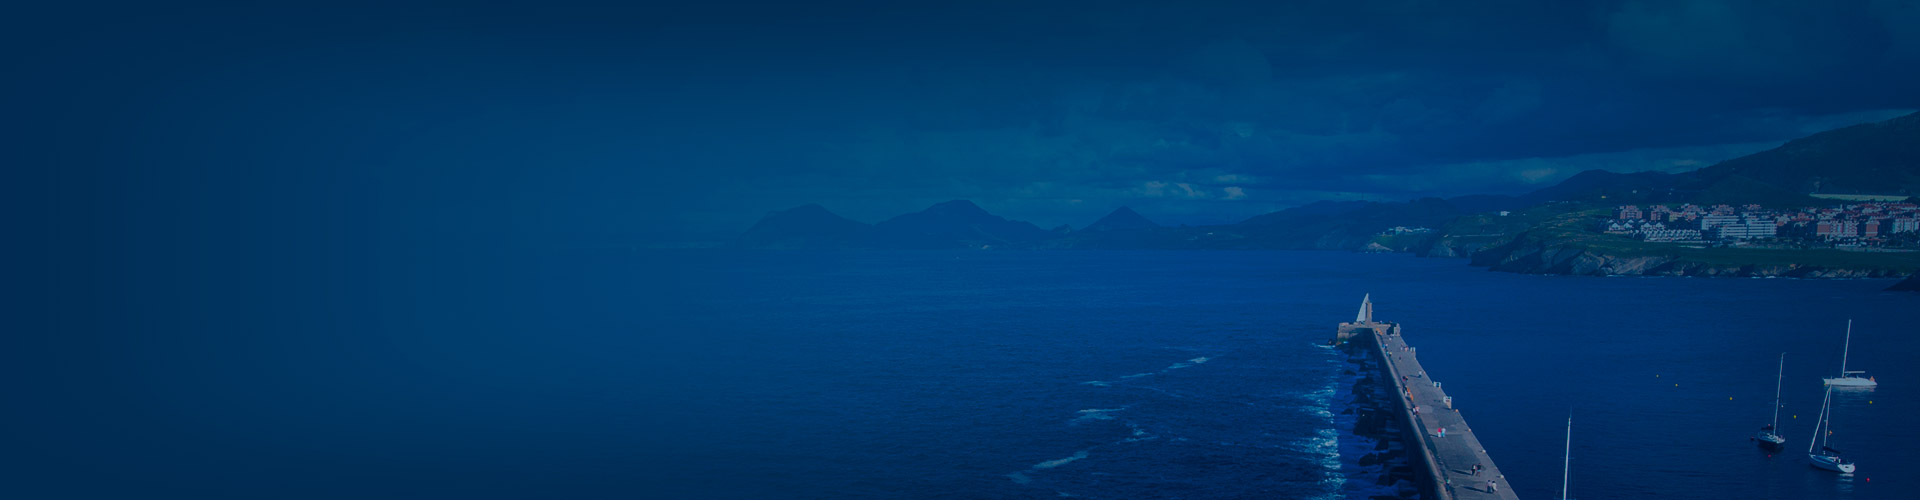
[1333,342,1421,499]
[1466,244,1912,278]
[1889,272,1920,291]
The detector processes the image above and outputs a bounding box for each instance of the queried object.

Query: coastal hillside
[1404,204,1583,257]
[1692,111,1920,197]
[1511,110,1920,207]
[1466,209,1920,277]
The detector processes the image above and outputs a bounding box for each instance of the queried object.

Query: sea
[25,249,1918,499]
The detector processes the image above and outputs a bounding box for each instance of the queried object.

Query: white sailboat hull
[1823,376,1876,387]
[1809,454,1855,473]
[1753,432,1785,446]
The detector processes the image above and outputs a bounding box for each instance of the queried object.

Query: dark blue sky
[27,0,1920,242]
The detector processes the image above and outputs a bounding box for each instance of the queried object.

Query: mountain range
[736,200,1059,249]
[735,110,1920,253]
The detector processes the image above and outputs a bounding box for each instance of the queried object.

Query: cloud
[585,1,1920,237]
[1138,181,1207,199]
[1518,168,1558,183]
[103,0,1905,240]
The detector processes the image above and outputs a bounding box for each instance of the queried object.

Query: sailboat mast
[1825,387,1836,451]
[1771,353,1784,430]
[1561,415,1571,500]
[1808,388,1830,454]
[1839,319,1852,375]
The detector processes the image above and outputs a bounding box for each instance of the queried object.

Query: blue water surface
[25,249,1917,499]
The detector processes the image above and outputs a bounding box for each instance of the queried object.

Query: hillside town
[1604,201,1920,247]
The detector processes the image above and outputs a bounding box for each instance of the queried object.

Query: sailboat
[1752,353,1786,447]
[1559,415,1574,500]
[1822,320,1876,387]
[1807,386,1856,473]
[1357,293,1374,324]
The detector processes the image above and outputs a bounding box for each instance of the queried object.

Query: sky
[22,0,1920,244]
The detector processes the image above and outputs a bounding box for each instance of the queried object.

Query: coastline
[1463,242,1919,278]
[1410,209,1920,279]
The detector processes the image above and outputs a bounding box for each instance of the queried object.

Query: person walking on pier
[1486,479,1496,493]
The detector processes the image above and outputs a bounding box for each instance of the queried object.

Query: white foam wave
[1304,386,1336,419]
[1034,451,1089,469]
[1288,427,1340,470]
[1071,408,1124,424]
[1121,422,1157,442]
[1111,355,1218,383]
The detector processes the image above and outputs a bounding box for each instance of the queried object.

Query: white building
[1713,216,1778,240]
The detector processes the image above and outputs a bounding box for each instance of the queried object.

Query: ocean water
[26,249,1917,499]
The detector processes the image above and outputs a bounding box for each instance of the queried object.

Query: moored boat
[1806,386,1856,474]
[1752,353,1786,448]
[1822,320,1876,388]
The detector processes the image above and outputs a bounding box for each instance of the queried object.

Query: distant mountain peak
[924,199,989,216]
[734,203,873,249]
[1084,206,1161,231]
[871,199,1053,248]
[779,203,834,215]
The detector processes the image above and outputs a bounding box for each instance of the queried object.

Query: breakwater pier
[1335,295,1520,500]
